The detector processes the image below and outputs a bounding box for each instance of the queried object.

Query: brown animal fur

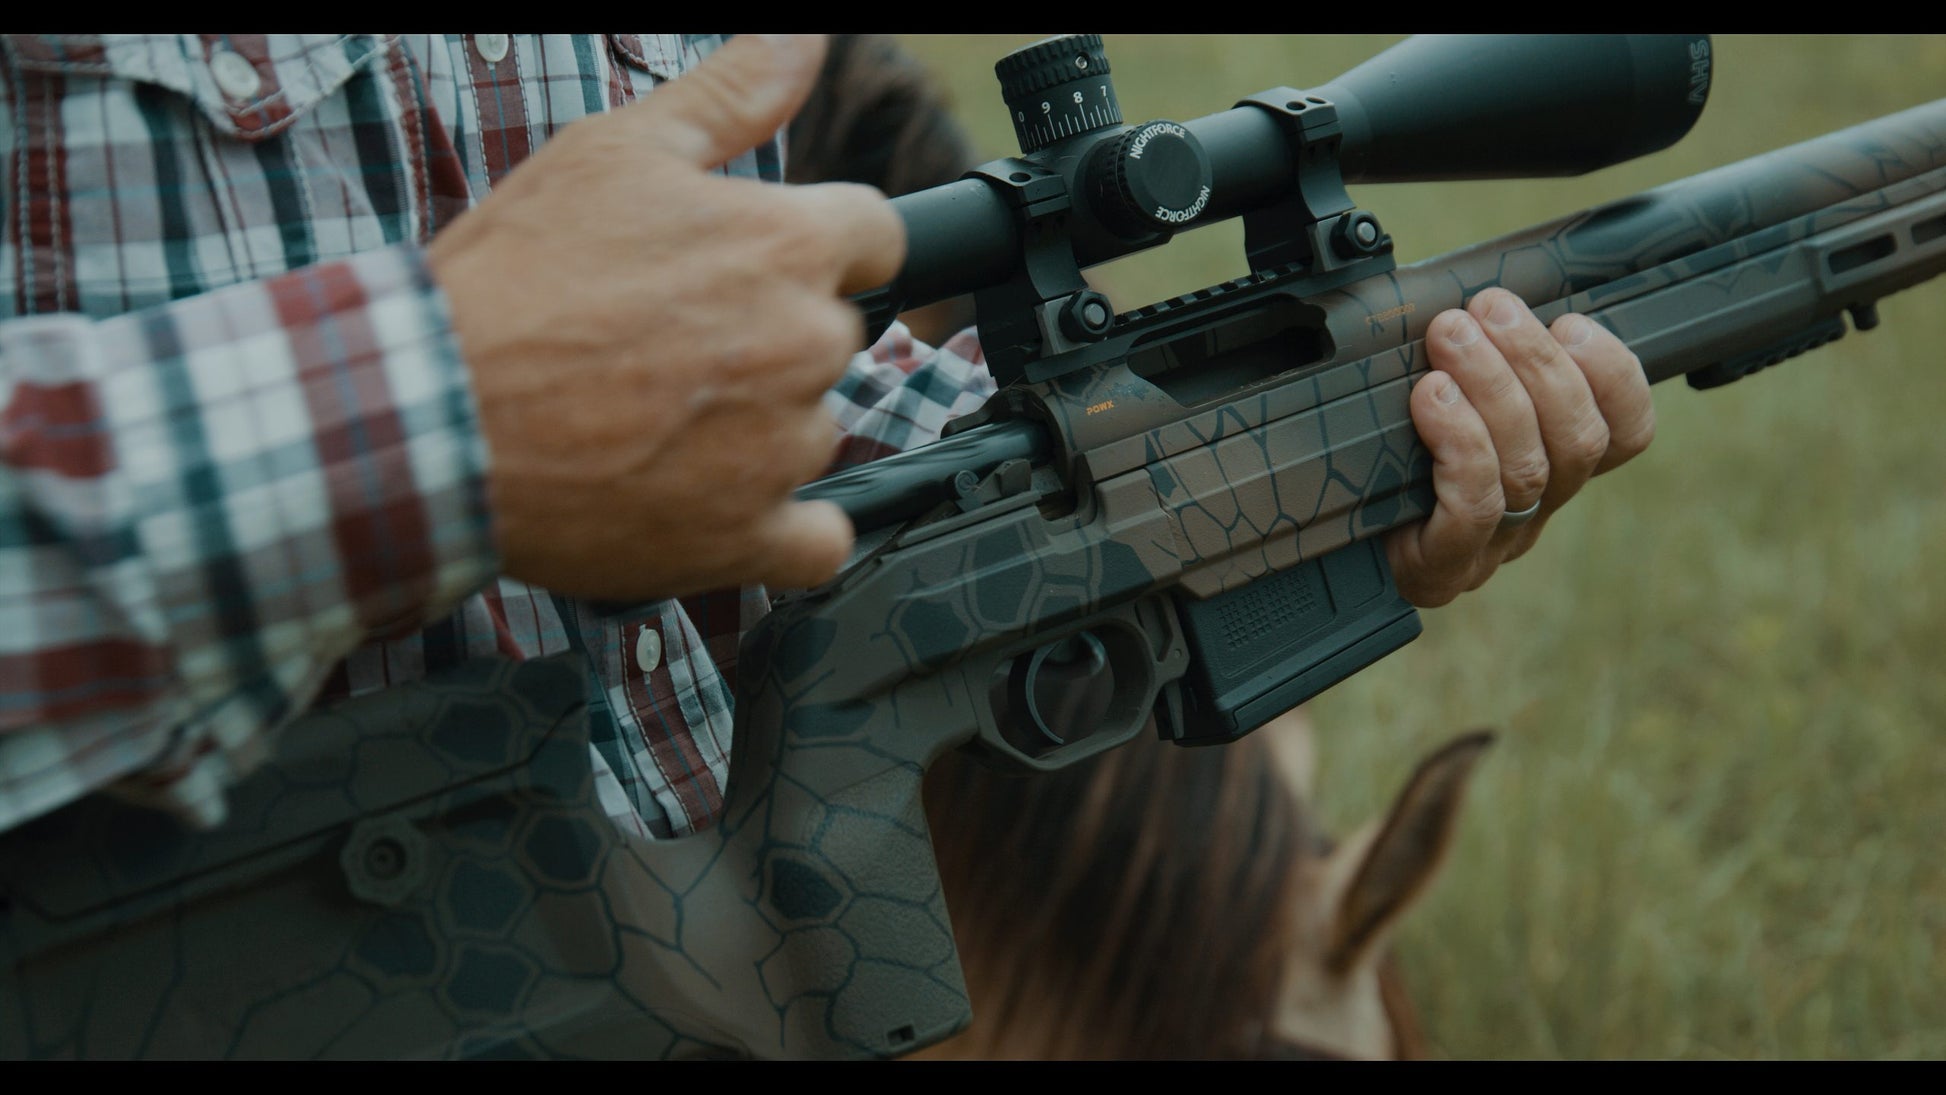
[915,721,1317,1059]
[910,719,1489,1060]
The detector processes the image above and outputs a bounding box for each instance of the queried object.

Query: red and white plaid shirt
[0,34,993,838]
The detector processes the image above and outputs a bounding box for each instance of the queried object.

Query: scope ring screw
[1057,290,1116,341]
[1331,211,1386,259]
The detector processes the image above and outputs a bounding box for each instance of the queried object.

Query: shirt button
[210,49,263,100]
[635,627,663,674]
[475,33,511,64]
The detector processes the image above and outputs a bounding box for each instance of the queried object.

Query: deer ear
[1322,731,1494,976]
[1261,706,1319,801]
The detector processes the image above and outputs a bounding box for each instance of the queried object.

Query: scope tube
[887,179,1019,311]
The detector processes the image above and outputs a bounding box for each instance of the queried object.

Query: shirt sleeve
[0,243,498,832]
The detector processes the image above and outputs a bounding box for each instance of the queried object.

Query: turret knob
[995,34,1122,154]
[1089,120,1215,238]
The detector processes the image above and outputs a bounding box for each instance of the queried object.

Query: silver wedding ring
[1498,498,1544,530]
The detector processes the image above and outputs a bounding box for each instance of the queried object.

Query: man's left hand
[1388,288,1656,607]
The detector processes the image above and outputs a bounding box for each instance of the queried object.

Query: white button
[210,49,263,100]
[635,627,663,674]
[475,33,510,64]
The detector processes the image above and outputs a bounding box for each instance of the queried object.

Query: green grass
[899,34,1946,1059]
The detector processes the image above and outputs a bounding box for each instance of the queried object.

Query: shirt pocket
[5,35,386,139]
[2,34,410,315]
[603,33,694,104]
[602,34,781,182]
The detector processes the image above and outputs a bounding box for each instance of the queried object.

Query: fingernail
[1562,315,1595,347]
[1433,373,1462,405]
[1444,315,1480,347]
[1486,294,1521,328]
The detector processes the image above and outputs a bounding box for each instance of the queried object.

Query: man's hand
[1388,288,1656,607]
[428,34,899,602]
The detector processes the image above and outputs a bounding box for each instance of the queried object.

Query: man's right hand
[428,34,900,602]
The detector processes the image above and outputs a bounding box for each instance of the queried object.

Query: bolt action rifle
[5,33,1945,1061]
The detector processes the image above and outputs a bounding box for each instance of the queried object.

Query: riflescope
[875,33,1710,329]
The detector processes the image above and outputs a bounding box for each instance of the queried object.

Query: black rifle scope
[882,34,1712,316]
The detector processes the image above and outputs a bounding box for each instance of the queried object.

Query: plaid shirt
[0,34,994,838]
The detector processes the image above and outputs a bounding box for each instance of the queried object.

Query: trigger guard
[972,600,1188,773]
[1007,631,1111,747]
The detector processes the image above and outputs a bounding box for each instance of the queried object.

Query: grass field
[897,34,1946,1059]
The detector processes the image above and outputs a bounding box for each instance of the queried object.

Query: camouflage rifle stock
[4,35,1945,1060]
